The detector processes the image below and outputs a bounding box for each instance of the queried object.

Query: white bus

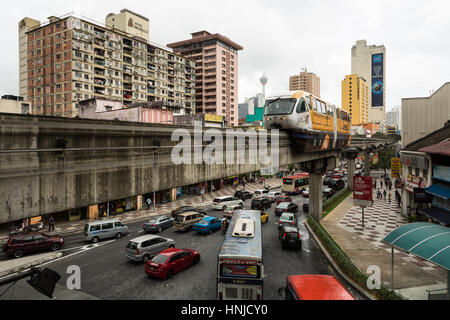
[217,210,263,300]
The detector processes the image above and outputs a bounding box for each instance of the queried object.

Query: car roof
[281,212,295,216]
[159,248,185,256]
[178,211,202,216]
[129,234,164,243]
[86,219,121,225]
[282,225,299,232]
[277,202,290,207]
[200,216,216,221]
[215,196,231,200]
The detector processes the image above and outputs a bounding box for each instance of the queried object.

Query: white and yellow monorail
[263,91,351,152]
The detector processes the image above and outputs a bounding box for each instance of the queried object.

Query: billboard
[391,158,401,179]
[371,53,384,107]
[353,176,373,207]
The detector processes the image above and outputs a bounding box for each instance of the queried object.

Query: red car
[2,232,64,258]
[145,248,200,279]
[275,196,293,206]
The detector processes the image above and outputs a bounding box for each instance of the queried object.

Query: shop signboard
[434,165,450,183]
[391,158,401,178]
[353,176,373,207]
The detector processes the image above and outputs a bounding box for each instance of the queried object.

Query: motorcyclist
[222,218,229,233]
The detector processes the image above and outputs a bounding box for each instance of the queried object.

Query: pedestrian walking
[380,180,383,189]
[48,216,55,232]
[201,187,205,202]
[397,194,402,208]
[377,189,382,200]
[383,190,387,200]
[146,198,152,209]
[388,193,391,203]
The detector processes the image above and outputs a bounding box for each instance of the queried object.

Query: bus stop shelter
[382,222,450,300]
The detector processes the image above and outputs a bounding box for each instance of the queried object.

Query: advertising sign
[353,176,373,207]
[391,158,401,178]
[371,54,384,107]
[222,264,259,278]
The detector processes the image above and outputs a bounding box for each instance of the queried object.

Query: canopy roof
[382,223,450,270]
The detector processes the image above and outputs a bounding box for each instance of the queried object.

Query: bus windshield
[264,98,297,115]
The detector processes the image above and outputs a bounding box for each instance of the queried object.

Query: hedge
[322,189,352,218]
[307,216,402,300]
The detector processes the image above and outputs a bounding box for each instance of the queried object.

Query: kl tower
[260,73,268,98]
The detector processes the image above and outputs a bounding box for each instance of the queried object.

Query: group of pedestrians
[374,176,402,208]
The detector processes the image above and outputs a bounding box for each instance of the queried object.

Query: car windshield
[278,202,289,208]
[287,232,299,239]
[264,98,297,115]
[151,254,169,264]
[127,241,138,250]
[147,218,159,224]
[198,220,209,225]
[175,216,185,222]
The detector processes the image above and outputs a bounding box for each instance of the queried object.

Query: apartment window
[415,168,419,176]
[84,84,89,89]
[56,84,61,89]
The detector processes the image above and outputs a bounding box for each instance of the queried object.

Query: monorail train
[263,91,351,152]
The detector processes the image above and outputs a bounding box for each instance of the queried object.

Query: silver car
[125,235,175,263]
[143,215,174,233]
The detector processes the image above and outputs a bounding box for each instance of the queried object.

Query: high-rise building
[289,71,320,97]
[167,31,243,127]
[341,74,369,126]
[401,82,450,147]
[386,105,401,133]
[351,40,386,131]
[18,17,40,101]
[19,10,196,117]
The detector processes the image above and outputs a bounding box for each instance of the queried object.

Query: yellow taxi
[260,211,269,224]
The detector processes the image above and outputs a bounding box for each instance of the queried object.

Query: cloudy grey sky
[2,0,449,111]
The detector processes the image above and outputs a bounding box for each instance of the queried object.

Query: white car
[266,191,283,202]
[212,196,244,211]
[302,188,310,197]
[254,190,269,196]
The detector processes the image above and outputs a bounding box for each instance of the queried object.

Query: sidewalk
[321,184,447,300]
[0,178,282,243]
[0,252,62,278]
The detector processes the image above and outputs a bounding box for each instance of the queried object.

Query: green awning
[382,222,450,270]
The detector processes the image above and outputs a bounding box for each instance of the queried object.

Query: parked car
[323,187,334,199]
[278,225,302,250]
[173,211,205,232]
[125,235,175,263]
[223,204,244,218]
[302,188,310,197]
[328,179,345,192]
[266,191,283,203]
[192,217,223,234]
[279,212,298,227]
[275,195,293,206]
[2,232,64,258]
[251,197,272,210]
[145,248,201,279]
[212,196,244,211]
[143,215,174,233]
[254,190,269,197]
[171,206,206,218]
[83,219,129,243]
[234,190,253,201]
[260,211,269,224]
[274,202,299,216]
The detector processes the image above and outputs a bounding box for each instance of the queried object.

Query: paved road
[0,187,366,300]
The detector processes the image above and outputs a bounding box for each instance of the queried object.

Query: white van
[83,219,129,243]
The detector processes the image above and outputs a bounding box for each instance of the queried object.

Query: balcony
[94,78,106,86]
[123,47,132,56]
[123,66,132,74]
[123,56,132,64]
[147,88,155,94]
[94,48,105,57]
[123,39,132,47]
[93,59,105,67]
[94,87,105,95]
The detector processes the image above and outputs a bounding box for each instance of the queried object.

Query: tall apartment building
[351,40,386,131]
[386,106,400,132]
[341,74,369,126]
[167,31,243,127]
[289,71,320,97]
[19,10,196,117]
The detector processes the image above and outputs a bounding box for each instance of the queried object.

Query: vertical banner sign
[371,53,384,107]
[353,176,373,207]
[391,158,401,179]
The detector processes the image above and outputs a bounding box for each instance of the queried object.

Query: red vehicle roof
[288,275,355,300]
[285,173,309,180]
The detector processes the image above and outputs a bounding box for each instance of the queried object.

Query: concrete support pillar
[309,173,323,222]
[347,159,356,191]
[364,150,371,177]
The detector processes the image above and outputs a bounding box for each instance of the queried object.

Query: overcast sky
[2,0,449,111]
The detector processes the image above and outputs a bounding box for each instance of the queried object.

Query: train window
[320,102,326,114]
[312,99,317,112]
[296,99,307,113]
[305,96,312,109]
[327,105,332,116]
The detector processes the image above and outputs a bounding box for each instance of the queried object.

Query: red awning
[418,140,450,156]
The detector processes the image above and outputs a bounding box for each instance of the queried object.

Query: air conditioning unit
[233,218,255,238]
